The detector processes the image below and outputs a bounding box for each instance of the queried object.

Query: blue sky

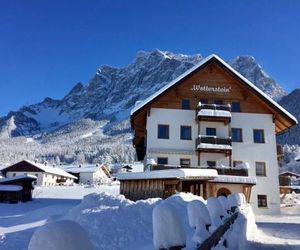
[0,0,299,116]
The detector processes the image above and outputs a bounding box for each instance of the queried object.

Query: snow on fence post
[206,197,227,232]
[152,202,186,250]
[187,200,211,245]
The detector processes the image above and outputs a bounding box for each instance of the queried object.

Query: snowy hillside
[0,49,294,164]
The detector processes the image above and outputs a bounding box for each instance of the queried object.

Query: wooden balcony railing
[197,103,231,111]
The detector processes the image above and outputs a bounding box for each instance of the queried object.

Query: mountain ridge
[0,49,296,165]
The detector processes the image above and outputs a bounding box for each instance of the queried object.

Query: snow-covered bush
[218,195,230,214]
[206,197,226,231]
[187,200,211,244]
[152,202,186,249]
[227,194,238,210]
[28,220,93,250]
[235,193,246,206]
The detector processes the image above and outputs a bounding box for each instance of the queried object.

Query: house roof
[131,54,297,126]
[0,174,37,183]
[279,171,300,178]
[62,164,104,173]
[118,168,218,180]
[1,160,77,179]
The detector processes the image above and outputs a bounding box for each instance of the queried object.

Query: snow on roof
[21,160,77,179]
[279,171,300,178]
[118,168,218,180]
[197,109,231,118]
[0,184,23,191]
[131,54,297,125]
[210,175,256,184]
[62,164,104,173]
[197,143,232,150]
[0,174,37,183]
[148,148,194,155]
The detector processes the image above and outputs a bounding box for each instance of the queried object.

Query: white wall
[6,171,74,186]
[146,108,280,214]
[231,113,280,214]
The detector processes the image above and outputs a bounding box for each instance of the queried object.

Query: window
[35,174,38,177]
[231,102,241,112]
[253,129,265,143]
[233,161,243,168]
[207,161,216,167]
[256,162,266,176]
[206,127,216,136]
[180,158,191,167]
[181,126,192,140]
[257,195,267,207]
[158,124,169,139]
[214,100,223,105]
[231,128,243,142]
[12,173,16,177]
[157,157,168,165]
[181,99,190,110]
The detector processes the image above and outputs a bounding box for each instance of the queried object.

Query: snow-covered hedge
[31,192,256,250]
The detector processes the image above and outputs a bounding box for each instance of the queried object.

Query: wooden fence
[197,212,239,250]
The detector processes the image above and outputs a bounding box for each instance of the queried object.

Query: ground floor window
[157,157,168,165]
[257,194,268,207]
[180,158,191,167]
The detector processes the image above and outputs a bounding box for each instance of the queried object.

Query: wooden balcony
[196,136,232,155]
[197,103,231,124]
[277,144,284,160]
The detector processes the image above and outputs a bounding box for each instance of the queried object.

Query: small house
[63,164,111,184]
[0,174,37,202]
[0,160,77,186]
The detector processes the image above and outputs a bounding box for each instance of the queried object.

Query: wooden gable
[131,57,296,159]
[1,160,44,174]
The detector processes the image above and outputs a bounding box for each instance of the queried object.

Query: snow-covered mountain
[0,49,293,164]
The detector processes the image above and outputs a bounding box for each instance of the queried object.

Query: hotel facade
[123,55,297,214]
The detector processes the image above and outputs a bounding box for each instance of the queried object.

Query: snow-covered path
[245,205,300,250]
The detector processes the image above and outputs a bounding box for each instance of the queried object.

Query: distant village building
[119,54,297,215]
[63,164,111,184]
[0,160,77,186]
[0,174,37,203]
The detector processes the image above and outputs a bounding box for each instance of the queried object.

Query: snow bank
[28,220,93,250]
[153,203,186,249]
[64,192,161,249]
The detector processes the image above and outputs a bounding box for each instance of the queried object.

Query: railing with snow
[152,193,246,250]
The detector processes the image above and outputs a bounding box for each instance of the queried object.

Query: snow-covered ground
[0,184,119,250]
[1,186,300,250]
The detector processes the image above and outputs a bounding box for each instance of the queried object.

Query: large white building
[129,54,297,214]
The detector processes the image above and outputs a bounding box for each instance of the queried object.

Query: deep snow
[1,186,300,250]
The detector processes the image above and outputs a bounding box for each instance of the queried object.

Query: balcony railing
[197,136,231,146]
[196,136,232,154]
[214,167,248,176]
[197,103,231,123]
[197,103,231,111]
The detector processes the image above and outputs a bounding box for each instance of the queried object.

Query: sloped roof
[62,164,104,173]
[131,54,297,126]
[1,160,77,179]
